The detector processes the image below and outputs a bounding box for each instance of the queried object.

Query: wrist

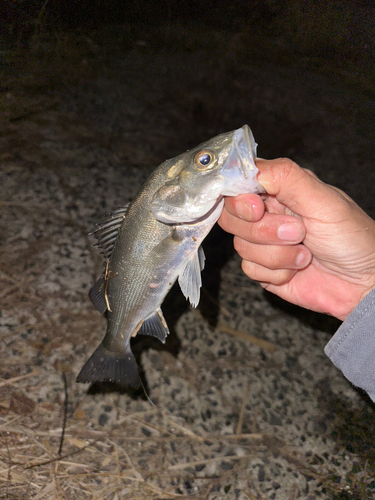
[331,285,375,321]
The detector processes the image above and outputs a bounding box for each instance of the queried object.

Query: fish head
[150,125,264,223]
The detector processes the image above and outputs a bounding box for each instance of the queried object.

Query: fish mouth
[221,125,264,196]
[235,125,257,178]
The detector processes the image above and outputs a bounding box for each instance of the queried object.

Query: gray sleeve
[324,288,375,402]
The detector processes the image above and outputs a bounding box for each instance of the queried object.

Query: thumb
[256,158,340,218]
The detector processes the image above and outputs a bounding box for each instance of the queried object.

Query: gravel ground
[0,22,374,500]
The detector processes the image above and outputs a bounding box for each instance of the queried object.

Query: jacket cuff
[324,288,375,401]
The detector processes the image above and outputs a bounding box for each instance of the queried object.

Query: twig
[122,447,144,482]
[192,309,276,352]
[25,432,107,469]
[58,373,68,456]
[140,378,155,407]
[217,322,276,352]
[169,454,254,471]
[163,416,205,443]
[236,383,249,435]
[104,260,112,312]
[200,287,231,317]
[219,433,263,440]
[144,484,185,498]
[204,482,215,500]
[24,412,154,469]
[6,436,11,497]
[0,369,40,388]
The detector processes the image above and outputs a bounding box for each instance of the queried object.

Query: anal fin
[137,308,169,344]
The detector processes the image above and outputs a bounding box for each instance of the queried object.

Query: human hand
[218,158,375,321]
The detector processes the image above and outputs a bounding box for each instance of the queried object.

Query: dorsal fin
[90,204,129,259]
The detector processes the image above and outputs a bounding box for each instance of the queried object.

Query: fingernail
[296,251,308,268]
[278,222,303,241]
[237,201,253,221]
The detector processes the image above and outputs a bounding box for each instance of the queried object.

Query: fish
[77,125,264,388]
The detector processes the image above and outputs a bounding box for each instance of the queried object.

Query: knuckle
[233,236,241,253]
[267,251,283,270]
[303,168,318,179]
[241,258,296,285]
[273,269,296,285]
[241,259,254,278]
[274,157,298,182]
[233,236,249,258]
[262,158,302,196]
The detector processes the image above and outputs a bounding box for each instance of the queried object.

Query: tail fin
[76,343,140,388]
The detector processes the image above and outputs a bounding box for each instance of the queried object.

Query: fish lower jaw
[172,197,224,226]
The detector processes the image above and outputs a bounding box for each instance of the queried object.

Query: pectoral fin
[178,246,205,307]
[137,308,170,343]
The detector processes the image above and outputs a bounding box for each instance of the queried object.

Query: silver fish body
[77,125,263,387]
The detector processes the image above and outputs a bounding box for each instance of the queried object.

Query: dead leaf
[67,437,87,449]
[53,360,72,374]
[9,391,35,415]
[74,409,85,419]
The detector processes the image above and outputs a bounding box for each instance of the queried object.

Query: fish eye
[194,150,216,170]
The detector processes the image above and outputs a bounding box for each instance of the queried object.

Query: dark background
[1,0,374,57]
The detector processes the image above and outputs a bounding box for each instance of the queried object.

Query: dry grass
[0,407,267,499]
